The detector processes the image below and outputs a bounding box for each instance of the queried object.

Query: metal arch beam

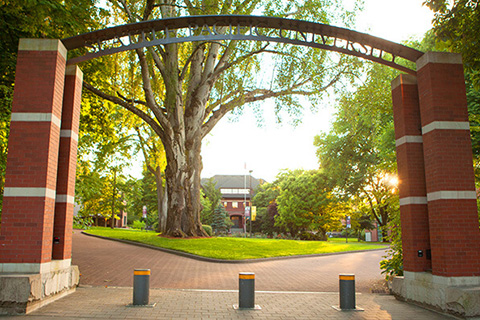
[62,15,423,75]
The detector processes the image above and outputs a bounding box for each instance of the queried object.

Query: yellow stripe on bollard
[134,270,151,276]
[239,273,255,280]
[339,275,355,281]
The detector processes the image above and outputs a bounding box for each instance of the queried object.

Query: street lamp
[249,170,253,237]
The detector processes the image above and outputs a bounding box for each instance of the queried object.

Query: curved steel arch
[62,15,423,75]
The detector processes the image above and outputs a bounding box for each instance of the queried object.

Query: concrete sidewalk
[3,286,455,319]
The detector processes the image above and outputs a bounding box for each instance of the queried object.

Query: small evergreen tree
[211,204,230,234]
[201,178,222,225]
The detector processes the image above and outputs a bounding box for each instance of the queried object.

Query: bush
[298,231,326,241]
[131,220,146,230]
[202,225,213,236]
[380,210,403,280]
[73,215,93,229]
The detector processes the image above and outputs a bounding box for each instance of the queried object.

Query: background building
[202,174,264,232]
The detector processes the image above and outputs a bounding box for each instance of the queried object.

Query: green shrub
[131,220,146,230]
[298,231,326,241]
[202,225,213,236]
[380,210,403,280]
[73,215,93,229]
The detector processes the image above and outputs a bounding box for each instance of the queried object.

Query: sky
[125,0,435,182]
[200,0,435,182]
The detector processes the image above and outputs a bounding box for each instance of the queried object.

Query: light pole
[244,166,247,237]
[249,170,253,238]
[345,214,348,243]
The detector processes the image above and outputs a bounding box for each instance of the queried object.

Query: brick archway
[1,29,479,317]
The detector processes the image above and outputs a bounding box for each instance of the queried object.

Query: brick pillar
[392,74,431,273]
[0,39,66,269]
[417,52,480,277]
[52,65,83,260]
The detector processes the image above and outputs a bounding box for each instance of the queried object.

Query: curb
[80,231,388,264]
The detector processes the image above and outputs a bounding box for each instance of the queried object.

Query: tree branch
[134,127,156,176]
[147,47,167,79]
[201,86,315,138]
[135,48,171,134]
[201,65,346,138]
[116,91,147,106]
[117,0,140,22]
[179,42,208,82]
[153,2,189,9]
[204,88,242,120]
[83,82,166,141]
[213,43,270,79]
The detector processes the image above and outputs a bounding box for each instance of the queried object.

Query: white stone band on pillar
[55,194,75,204]
[11,112,61,128]
[427,190,477,202]
[60,129,79,142]
[4,187,56,199]
[395,135,423,147]
[399,197,428,206]
[422,121,470,135]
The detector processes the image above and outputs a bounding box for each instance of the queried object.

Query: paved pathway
[3,231,456,319]
[72,230,387,293]
[5,287,455,319]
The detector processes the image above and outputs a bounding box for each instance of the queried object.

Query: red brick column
[0,39,66,269]
[52,65,83,260]
[391,74,431,272]
[417,52,480,277]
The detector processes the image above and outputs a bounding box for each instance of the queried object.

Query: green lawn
[83,228,388,260]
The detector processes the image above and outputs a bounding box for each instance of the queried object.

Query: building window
[232,201,238,208]
[220,188,250,195]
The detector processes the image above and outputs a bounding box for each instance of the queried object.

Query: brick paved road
[3,287,454,320]
[72,230,387,293]
[4,232,454,320]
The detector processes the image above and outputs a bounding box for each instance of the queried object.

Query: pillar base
[0,261,79,315]
[391,271,480,318]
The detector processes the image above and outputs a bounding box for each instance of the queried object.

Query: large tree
[275,169,342,239]
[314,63,400,239]
[424,0,480,86]
[83,0,361,237]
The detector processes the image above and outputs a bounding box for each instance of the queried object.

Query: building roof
[202,174,263,189]
[201,175,265,199]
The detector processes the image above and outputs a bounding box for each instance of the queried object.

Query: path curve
[72,230,387,293]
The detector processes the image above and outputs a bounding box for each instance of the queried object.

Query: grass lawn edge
[80,231,388,264]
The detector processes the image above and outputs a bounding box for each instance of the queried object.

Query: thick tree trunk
[164,135,207,237]
[183,138,206,236]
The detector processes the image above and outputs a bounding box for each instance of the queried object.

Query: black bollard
[239,272,255,309]
[133,269,150,305]
[339,274,355,310]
